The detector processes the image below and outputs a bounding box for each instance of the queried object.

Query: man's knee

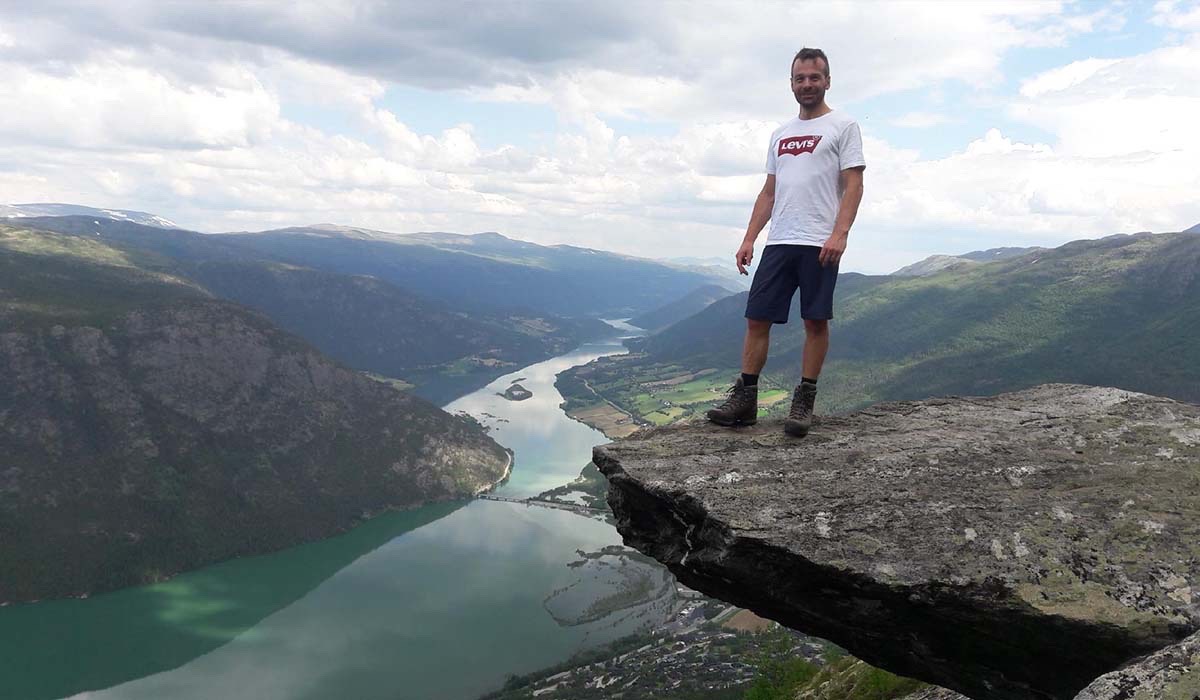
[804,318,829,336]
[747,318,772,336]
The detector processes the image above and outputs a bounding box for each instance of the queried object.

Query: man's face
[791,58,830,108]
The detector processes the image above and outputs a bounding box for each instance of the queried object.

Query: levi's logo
[778,135,822,156]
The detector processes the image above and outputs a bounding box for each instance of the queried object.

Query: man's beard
[795,90,824,105]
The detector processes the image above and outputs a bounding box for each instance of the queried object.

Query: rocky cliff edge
[594,385,1200,700]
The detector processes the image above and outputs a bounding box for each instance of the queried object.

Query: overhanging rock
[1075,629,1200,699]
[594,385,1200,700]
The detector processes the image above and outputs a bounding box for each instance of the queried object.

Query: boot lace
[717,382,751,412]
[788,384,815,420]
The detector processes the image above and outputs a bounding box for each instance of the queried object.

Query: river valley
[0,323,678,700]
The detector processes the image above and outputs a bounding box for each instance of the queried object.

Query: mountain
[176,260,609,404]
[891,254,977,277]
[216,225,731,318]
[1,202,177,228]
[1185,222,1200,234]
[19,214,734,319]
[0,223,510,602]
[893,246,1042,276]
[958,245,1043,262]
[669,256,732,267]
[15,216,610,403]
[628,284,734,333]
[665,256,753,291]
[562,232,1200,422]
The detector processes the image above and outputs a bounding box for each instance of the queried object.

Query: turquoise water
[0,327,666,700]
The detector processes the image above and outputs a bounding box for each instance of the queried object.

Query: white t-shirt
[764,110,866,247]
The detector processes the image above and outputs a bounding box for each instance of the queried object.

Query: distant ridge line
[1,203,178,229]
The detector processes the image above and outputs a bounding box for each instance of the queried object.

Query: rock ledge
[594,385,1200,700]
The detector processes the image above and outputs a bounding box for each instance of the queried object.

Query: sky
[1,1,1198,274]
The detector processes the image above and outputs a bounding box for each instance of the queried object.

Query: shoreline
[557,365,645,441]
[563,321,647,441]
[475,448,515,496]
[561,403,642,440]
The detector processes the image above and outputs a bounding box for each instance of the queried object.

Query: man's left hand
[819,233,848,267]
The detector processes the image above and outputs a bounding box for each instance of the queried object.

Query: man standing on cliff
[706,47,866,437]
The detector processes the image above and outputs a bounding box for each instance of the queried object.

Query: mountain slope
[892,254,976,277]
[893,246,1042,276]
[0,224,510,602]
[179,260,609,404]
[15,216,609,403]
[662,256,753,292]
[628,284,734,332]
[21,216,731,319]
[563,232,1200,422]
[958,245,1043,263]
[217,225,729,318]
[1,203,177,228]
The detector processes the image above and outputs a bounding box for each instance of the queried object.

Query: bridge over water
[477,494,608,515]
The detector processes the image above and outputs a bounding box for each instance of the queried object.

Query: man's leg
[784,318,829,437]
[801,318,829,379]
[710,245,795,427]
[742,318,772,375]
[785,244,837,437]
[707,318,772,426]
[785,244,837,438]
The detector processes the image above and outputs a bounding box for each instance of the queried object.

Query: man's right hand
[736,241,754,275]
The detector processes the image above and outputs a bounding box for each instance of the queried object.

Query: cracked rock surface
[594,385,1200,700]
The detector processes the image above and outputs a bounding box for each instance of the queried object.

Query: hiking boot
[706,378,758,427]
[783,382,817,437]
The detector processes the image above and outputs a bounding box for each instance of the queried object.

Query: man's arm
[818,166,865,267]
[737,174,776,275]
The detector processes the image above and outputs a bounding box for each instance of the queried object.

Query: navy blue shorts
[744,244,838,323]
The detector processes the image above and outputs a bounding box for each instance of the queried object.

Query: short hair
[792,48,829,77]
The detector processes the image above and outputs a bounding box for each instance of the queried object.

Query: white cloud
[1062,5,1128,33]
[0,54,278,150]
[1152,0,1200,31]
[1012,45,1200,157]
[846,124,1200,272]
[0,2,1196,276]
[836,36,1200,272]
[261,53,386,112]
[465,2,1096,125]
[1018,58,1122,98]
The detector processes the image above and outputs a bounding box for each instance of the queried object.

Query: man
[706,47,865,437]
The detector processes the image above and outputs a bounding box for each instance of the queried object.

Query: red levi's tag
[777,135,822,156]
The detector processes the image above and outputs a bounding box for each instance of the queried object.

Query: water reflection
[72,503,654,700]
[0,502,464,700]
